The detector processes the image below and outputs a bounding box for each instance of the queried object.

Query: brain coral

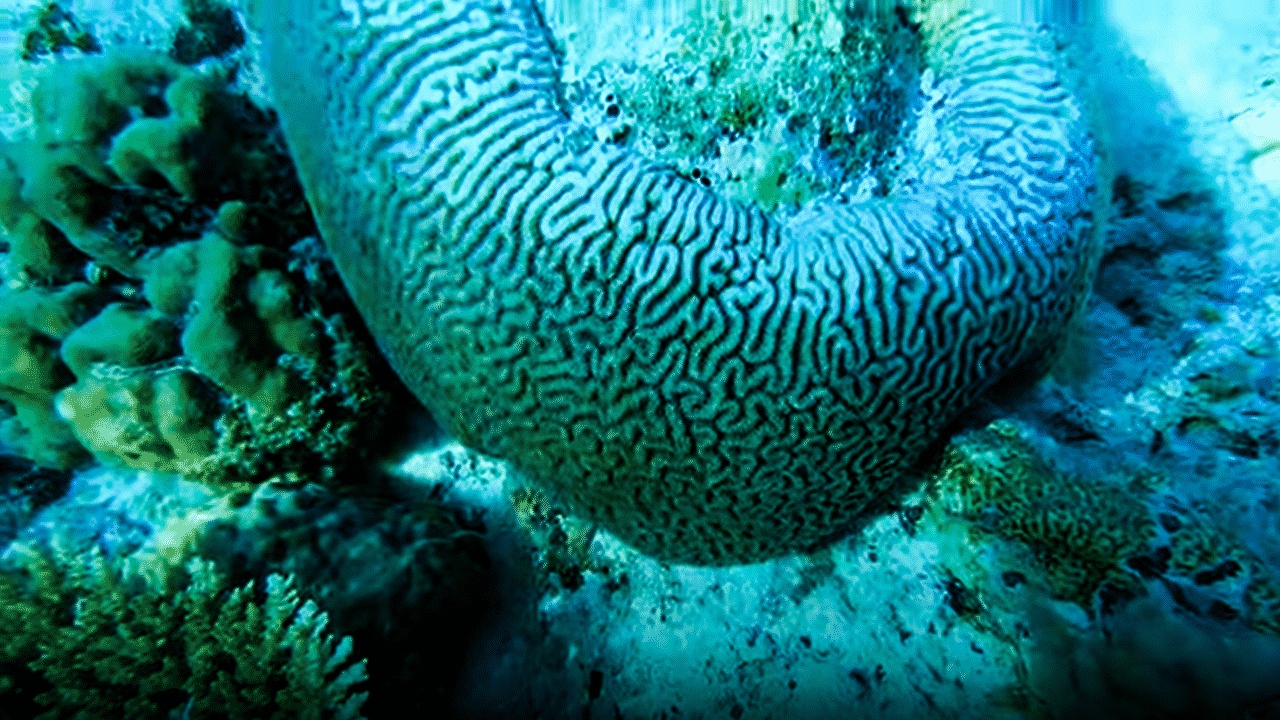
[254,0,1101,564]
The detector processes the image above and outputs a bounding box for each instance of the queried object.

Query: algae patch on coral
[557,4,922,214]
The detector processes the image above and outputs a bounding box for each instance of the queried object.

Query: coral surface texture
[254,0,1100,564]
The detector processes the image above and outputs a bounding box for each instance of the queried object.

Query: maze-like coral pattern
[257,0,1098,563]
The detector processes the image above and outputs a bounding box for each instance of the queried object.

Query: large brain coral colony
[0,43,391,484]
[256,0,1101,564]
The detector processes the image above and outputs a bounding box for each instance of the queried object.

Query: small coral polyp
[0,48,385,484]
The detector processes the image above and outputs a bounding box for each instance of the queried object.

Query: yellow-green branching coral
[0,549,368,719]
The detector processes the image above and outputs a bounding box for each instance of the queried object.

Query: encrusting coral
[0,38,392,485]
[935,421,1159,608]
[936,420,1280,633]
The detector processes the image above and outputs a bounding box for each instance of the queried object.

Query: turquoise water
[1,1,1280,718]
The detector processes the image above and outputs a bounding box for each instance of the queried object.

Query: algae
[559,5,923,214]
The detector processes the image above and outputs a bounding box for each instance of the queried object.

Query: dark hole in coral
[149,688,191,713]
[604,572,627,593]
[605,104,619,118]
[899,504,923,531]
[210,650,237,676]
[1097,581,1136,616]
[1162,578,1198,614]
[850,668,870,696]
[588,668,603,700]
[1193,559,1241,586]
[129,166,176,192]
[1114,296,1152,326]
[1049,413,1101,443]
[1149,429,1164,454]
[1224,432,1261,459]
[139,93,171,119]
[1157,512,1181,532]
[943,575,980,616]
[1125,550,1168,579]
[1155,190,1214,213]
[1207,600,1240,622]
[1110,173,1144,218]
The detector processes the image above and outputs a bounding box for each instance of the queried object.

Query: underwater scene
[0,0,1279,717]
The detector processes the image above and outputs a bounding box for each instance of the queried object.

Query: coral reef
[0,283,111,469]
[190,479,494,717]
[0,453,69,553]
[18,2,101,62]
[511,486,597,592]
[0,460,494,719]
[934,420,1158,608]
[0,547,367,719]
[172,0,246,65]
[0,33,394,485]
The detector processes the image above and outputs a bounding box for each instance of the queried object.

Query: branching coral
[186,479,494,716]
[0,548,367,719]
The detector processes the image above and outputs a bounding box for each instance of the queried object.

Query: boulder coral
[255,0,1103,564]
[0,46,391,485]
[0,283,112,469]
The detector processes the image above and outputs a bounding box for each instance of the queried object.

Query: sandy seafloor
[4,1,1280,718]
